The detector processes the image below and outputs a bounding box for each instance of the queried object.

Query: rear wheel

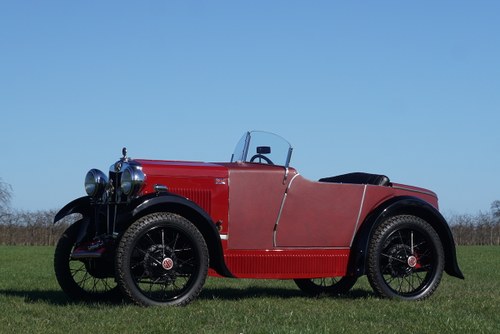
[367,215,444,300]
[115,213,209,306]
[54,220,120,301]
[294,276,357,296]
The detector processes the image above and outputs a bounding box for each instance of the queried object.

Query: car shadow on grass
[198,286,374,301]
[0,287,374,306]
[0,289,124,306]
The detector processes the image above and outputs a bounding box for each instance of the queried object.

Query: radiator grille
[170,188,211,213]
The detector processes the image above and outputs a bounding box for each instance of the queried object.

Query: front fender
[53,196,94,243]
[131,193,213,223]
[129,193,234,278]
[53,196,91,224]
[351,196,464,279]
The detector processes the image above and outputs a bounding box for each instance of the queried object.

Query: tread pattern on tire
[366,215,444,301]
[115,212,209,306]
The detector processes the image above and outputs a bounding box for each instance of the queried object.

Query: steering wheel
[249,154,274,165]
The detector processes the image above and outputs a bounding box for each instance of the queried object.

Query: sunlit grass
[0,246,498,333]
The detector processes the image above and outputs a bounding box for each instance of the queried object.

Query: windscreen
[231,131,293,167]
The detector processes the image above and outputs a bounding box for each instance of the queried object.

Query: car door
[226,164,295,249]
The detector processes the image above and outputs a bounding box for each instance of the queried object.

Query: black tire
[54,220,120,301]
[115,212,209,306]
[294,276,357,296]
[367,215,444,300]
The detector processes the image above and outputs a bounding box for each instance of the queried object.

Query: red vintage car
[54,131,463,306]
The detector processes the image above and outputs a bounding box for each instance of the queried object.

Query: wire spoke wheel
[54,220,119,301]
[367,215,444,300]
[116,213,208,306]
[380,229,433,295]
[294,276,357,296]
[130,227,196,301]
[68,259,117,294]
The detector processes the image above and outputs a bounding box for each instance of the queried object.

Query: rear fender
[350,196,464,279]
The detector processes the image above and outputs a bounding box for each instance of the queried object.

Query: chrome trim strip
[350,185,367,247]
[392,185,435,197]
[219,234,228,240]
[273,173,301,247]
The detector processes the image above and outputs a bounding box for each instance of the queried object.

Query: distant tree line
[0,178,74,245]
[0,209,73,246]
[1,178,499,246]
[448,200,500,246]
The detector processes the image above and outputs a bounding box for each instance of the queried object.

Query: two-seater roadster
[54,131,463,306]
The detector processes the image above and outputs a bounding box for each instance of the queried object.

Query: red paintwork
[136,159,230,235]
[223,249,350,279]
[134,159,439,279]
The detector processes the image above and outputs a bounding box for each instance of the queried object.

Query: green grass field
[0,246,498,334]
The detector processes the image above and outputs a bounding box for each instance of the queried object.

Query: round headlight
[121,166,145,196]
[84,169,108,197]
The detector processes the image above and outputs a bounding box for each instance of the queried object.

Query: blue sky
[1,1,499,216]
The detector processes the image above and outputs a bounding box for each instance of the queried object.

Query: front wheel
[294,276,357,296]
[367,215,444,300]
[115,213,209,306]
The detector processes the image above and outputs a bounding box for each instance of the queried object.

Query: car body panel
[223,248,350,279]
[223,162,292,249]
[135,159,230,236]
[54,131,463,284]
[276,175,367,248]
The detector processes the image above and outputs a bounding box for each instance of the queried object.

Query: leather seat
[319,172,391,186]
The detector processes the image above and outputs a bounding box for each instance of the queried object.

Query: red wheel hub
[162,257,174,270]
[407,255,417,268]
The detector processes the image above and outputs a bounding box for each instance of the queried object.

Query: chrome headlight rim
[84,169,108,198]
[120,166,145,197]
